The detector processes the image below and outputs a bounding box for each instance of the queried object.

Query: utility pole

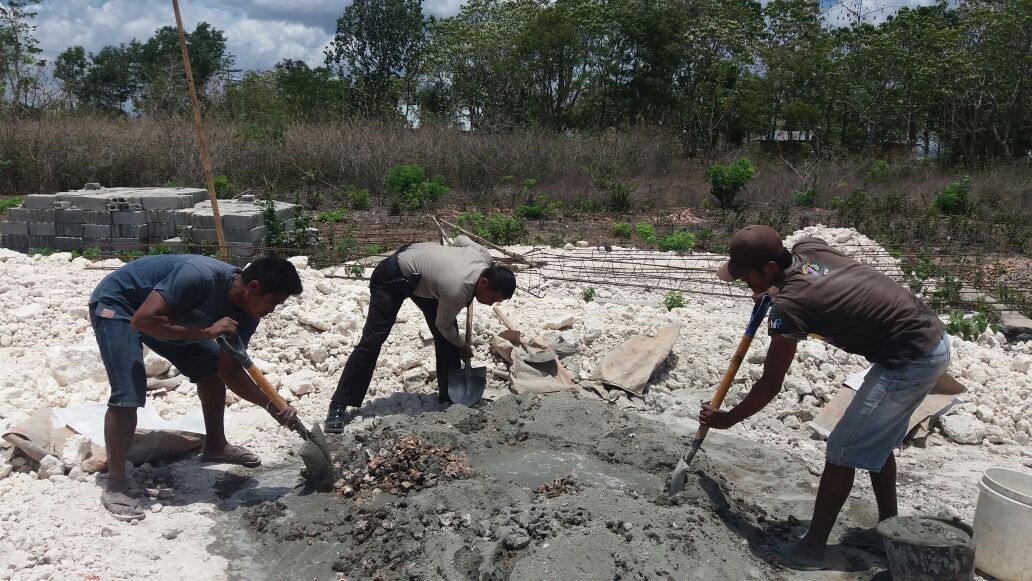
[171,0,227,256]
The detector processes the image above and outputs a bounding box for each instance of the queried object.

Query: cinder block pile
[0,184,297,257]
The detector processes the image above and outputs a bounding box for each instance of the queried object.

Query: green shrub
[831,189,872,218]
[28,247,55,256]
[148,245,172,255]
[581,287,597,302]
[946,310,1000,342]
[0,196,22,213]
[384,164,449,212]
[516,193,560,220]
[213,175,232,199]
[791,188,817,207]
[347,187,371,210]
[635,222,657,245]
[545,234,565,248]
[695,227,715,251]
[81,246,102,258]
[456,211,525,245]
[935,176,971,216]
[238,110,287,143]
[571,196,603,213]
[704,158,755,209]
[659,230,696,252]
[663,291,686,311]
[867,159,891,181]
[364,243,386,255]
[611,222,633,238]
[317,208,347,223]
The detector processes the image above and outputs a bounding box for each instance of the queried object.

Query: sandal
[201,445,262,468]
[759,542,828,571]
[101,489,146,522]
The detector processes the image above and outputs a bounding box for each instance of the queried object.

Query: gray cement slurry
[210,393,888,580]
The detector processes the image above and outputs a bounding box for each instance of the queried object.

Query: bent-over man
[700,225,948,570]
[90,254,303,521]
[325,236,516,432]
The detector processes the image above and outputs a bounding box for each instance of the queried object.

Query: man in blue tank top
[89,254,303,521]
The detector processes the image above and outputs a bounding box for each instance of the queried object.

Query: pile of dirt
[232,393,882,580]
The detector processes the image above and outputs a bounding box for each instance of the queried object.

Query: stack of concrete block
[176,198,296,257]
[1,185,298,257]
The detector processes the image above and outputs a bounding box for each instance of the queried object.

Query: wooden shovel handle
[709,334,755,408]
[243,364,288,414]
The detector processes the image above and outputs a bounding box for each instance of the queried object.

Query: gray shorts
[91,309,220,407]
[826,333,950,471]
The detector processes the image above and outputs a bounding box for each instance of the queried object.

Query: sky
[23,0,936,73]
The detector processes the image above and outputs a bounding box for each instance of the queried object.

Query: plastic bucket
[973,468,1032,581]
[875,516,975,581]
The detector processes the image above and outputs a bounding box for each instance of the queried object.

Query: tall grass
[1,116,1029,214]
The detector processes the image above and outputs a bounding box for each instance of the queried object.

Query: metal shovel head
[667,439,703,496]
[448,365,487,407]
[297,423,335,493]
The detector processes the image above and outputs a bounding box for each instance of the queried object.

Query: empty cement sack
[597,324,681,396]
[3,407,205,474]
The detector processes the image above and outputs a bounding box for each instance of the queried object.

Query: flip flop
[201,445,262,468]
[840,527,886,555]
[759,542,828,571]
[101,490,146,522]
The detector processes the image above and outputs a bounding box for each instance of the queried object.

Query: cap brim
[716,261,736,282]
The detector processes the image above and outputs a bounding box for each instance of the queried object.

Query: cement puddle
[471,447,660,491]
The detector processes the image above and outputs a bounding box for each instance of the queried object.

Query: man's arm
[216,350,297,425]
[700,334,798,429]
[435,296,466,347]
[130,290,238,341]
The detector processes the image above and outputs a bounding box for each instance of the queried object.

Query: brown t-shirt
[768,238,944,368]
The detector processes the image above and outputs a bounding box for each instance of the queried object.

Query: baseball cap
[716,225,787,282]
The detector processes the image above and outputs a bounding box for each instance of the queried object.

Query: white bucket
[973,468,1032,581]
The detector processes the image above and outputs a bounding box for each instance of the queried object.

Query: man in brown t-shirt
[699,225,949,570]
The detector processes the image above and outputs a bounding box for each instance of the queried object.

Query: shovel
[667,294,772,496]
[216,334,335,492]
[448,308,487,406]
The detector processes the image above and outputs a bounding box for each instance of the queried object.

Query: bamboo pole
[172,0,226,256]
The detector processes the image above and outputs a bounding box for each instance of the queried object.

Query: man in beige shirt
[325,236,516,432]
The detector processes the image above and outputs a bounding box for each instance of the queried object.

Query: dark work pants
[329,255,462,407]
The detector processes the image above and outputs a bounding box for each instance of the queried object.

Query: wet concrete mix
[231,392,884,580]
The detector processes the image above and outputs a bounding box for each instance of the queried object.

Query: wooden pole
[172,0,226,256]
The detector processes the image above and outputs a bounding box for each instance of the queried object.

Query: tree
[325,0,428,120]
[53,45,87,107]
[78,44,139,114]
[0,0,44,108]
[134,22,234,114]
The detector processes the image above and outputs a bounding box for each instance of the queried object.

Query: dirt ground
[222,392,887,580]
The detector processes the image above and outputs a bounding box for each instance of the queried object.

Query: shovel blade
[448,366,487,407]
[668,458,690,496]
[298,423,335,492]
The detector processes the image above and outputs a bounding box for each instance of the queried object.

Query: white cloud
[29,0,936,72]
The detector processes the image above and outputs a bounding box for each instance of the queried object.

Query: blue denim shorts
[826,333,951,471]
[91,308,220,407]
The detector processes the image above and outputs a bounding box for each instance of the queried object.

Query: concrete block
[190,213,217,229]
[5,208,29,222]
[223,213,263,231]
[115,223,147,239]
[140,196,179,211]
[22,194,59,209]
[82,211,110,225]
[29,235,55,248]
[145,209,176,223]
[127,203,142,211]
[2,233,30,250]
[173,210,194,226]
[84,182,102,190]
[82,224,112,239]
[61,196,112,211]
[190,228,219,243]
[56,223,83,237]
[55,209,86,224]
[1,221,28,235]
[51,201,73,210]
[54,236,82,251]
[111,211,146,225]
[28,222,56,236]
[148,222,176,239]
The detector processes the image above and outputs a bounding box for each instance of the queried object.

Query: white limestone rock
[940,415,986,444]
